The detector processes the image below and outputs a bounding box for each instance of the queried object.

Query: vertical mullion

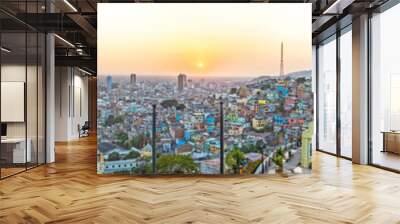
[152,104,156,175]
[0,23,2,179]
[25,0,28,171]
[316,45,320,151]
[44,0,48,164]
[220,101,224,174]
[367,11,373,165]
[36,0,39,167]
[336,30,341,157]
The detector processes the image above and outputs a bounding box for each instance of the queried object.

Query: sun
[196,61,204,69]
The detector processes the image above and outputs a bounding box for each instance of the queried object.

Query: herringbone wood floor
[1,136,400,224]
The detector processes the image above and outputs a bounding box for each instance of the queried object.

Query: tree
[272,148,285,172]
[176,104,186,111]
[161,99,178,108]
[255,140,265,153]
[107,151,121,161]
[277,102,285,113]
[105,115,124,126]
[226,146,246,174]
[113,115,124,124]
[132,158,153,175]
[156,154,198,174]
[130,134,146,149]
[243,160,262,174]
[124,150,140,160]
[230,87,237,94]
[296,77,306,84]
[105,115,115,126]
[114,131,128,146]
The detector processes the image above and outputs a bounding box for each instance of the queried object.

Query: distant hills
[250,70,312,84]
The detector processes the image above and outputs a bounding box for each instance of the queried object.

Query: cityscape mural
[97,3,313,175]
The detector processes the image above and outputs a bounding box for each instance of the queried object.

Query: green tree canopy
[226,146,246,174]
[296,77,306,84]
[130,134,147,149]
[124,150,140,160]
[156,154,198,174]
[272,148,285,169]
[176,104,186,111]
[161,99,179,108]
[105,115,124,126]
[114,131,129,146]
[107,151,121,161]
[132,158,153,175]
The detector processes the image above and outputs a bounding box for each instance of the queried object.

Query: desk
[1,138,31,164]
[382,131,400,154]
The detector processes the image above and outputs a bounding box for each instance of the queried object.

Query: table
[382,131,400,154]
[1,138,31,164]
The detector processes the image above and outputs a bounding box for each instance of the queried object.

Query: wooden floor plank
[0,136,400,223]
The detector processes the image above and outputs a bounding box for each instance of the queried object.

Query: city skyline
[98,3,311,77]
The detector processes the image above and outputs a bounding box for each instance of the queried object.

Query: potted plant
[272,148,285,174]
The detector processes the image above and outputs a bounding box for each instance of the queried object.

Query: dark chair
[78,121,90,138]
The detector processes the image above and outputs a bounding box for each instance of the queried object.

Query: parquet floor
[1,136,400,224]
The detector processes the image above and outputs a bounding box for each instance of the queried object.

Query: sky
[98,3,311,77]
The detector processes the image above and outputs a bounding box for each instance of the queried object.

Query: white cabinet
[1,138,32,163]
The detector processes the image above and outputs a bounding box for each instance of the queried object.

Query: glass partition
[38,32,46,165]
[1,31,28,177]
[317,36,337,154]
[371,4,400,171]
[339,27,352,158]
[0,3,46,179]
[27,30,38,169]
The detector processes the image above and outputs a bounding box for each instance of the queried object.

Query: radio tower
[280,42,284,76]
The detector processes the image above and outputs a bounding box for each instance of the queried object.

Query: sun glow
[197,61,204,69]
[98,4,311,77]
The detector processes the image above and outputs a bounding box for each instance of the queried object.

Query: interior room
[370,2,400,171]
[0,0,400,223]
[0,14,46,178]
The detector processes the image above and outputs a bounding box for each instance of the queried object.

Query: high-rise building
[280,42,284,76]
[130,73,136,85]
[178,73,187,92]
[106,75,112,91]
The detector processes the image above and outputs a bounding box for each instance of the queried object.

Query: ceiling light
[1,47,11,53]
[54,34,75,48]
[323,0,354,15]
[78,67,93,76]
[63,0,78,12]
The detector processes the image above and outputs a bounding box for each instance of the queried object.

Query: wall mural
[97,3,313,175]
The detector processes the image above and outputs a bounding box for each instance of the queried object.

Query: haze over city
[98,3,311,77]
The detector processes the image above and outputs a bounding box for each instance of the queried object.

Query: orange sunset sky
[98,3,311,77]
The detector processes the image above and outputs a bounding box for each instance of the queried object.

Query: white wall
[55,67,89,141]
[1,65,37,138]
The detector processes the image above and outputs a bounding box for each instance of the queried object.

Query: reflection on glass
[27,31,38,168]
[38,33,46,164]
[371,4,400,171]
[318,37,337,154]
[340,29,352,158]
[1,32,27,177]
